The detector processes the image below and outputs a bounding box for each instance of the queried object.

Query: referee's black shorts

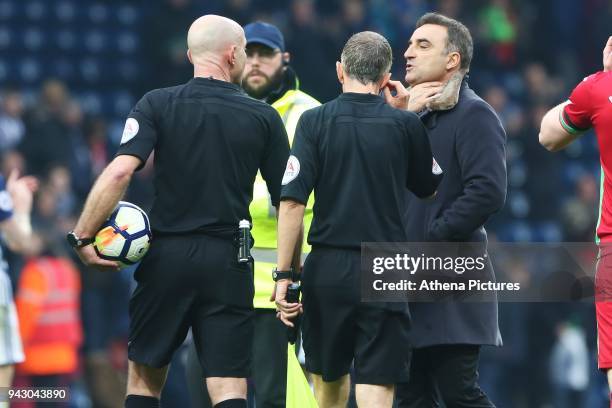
[301,247,411,384]
[128,234,254,377]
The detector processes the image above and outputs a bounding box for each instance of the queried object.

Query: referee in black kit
[68,15,289,408]
[274,32,442,408]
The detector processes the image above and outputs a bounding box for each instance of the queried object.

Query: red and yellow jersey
[563,71,612,242]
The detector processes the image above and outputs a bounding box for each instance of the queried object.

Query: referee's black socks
[125,395,160,408]
[214,399,247,408]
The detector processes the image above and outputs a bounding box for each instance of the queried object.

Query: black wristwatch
[66,231,95,248]
[272,268,299,282]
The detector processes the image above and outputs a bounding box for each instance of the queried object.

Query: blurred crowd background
[1,0,611,407]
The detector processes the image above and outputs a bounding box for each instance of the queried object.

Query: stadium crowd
[1,0,611,406]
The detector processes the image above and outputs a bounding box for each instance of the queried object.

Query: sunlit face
[243,43,284,99]
[404,24,451,86]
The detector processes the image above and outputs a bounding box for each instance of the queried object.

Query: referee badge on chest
[282,155,300,185]
[120,118,139,145]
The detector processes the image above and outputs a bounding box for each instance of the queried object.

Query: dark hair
[341,31,392,85]
[416,12,473,72]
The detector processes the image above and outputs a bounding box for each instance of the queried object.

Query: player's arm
[603,36,612,72]
[0,170,37,253]
[539,102,585,152]
[541,72,594,152]
[542,37,612,150]
[72,155,141,270]
[1,216,31,252]
[543,38,612,149]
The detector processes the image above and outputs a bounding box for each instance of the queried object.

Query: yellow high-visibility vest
[250,88,320,309]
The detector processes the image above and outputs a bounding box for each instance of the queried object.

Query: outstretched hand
[6,169,38,214]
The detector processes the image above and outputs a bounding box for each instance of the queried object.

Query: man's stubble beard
[243,65,285,99]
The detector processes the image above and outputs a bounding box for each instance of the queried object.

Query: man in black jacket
[385,13,507,407]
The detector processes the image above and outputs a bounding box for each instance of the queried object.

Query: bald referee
[68,15,290,408]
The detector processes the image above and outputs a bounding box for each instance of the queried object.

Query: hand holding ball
[94,201,152,267]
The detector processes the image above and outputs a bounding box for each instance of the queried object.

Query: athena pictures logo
[120,118,139,145]
[282,155,300,185]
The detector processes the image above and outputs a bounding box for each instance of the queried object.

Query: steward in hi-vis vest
[245,23,319,408]
[250,68,319,309]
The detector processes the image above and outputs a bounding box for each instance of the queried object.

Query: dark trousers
[186,309,288,408]
[395,345,494,408]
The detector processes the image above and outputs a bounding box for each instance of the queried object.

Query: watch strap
[272,268,300,282]
[67,231,95,248]
[77,237,95,247]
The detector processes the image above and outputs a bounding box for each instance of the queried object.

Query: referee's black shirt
[280,92,442,249]
[116,77,290,237]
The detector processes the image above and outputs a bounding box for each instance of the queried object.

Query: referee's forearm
[74,156,137,237]
[291,223,304,272]
[277,199,305,271]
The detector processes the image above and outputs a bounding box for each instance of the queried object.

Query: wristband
[272,268,299,282]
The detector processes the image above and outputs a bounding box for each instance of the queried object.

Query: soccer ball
[94,201,152,266]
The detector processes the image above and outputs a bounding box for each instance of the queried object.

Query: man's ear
[336,61,344,84]
[229,45,237,66]
[446,51,460,71]
[379,72,391,89]
[282,51,290,66]
[187,49,193,64]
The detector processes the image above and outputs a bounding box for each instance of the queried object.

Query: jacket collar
[418,73,468,127]
[265,66,299,105]
[426,71,466,111]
